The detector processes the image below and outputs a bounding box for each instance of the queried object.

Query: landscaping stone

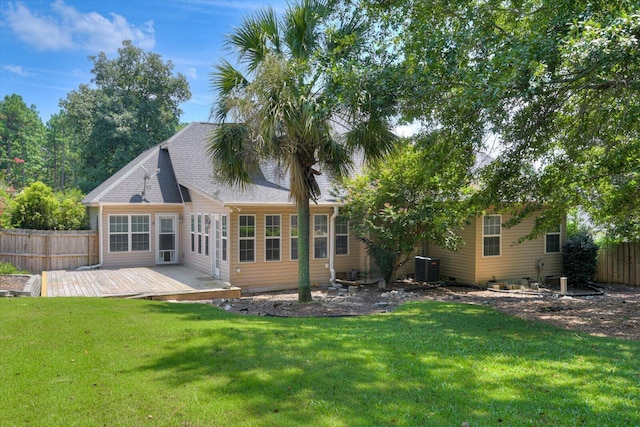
[348,286,358,294]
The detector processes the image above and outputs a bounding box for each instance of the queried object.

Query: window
[335,216,349,255]
[221,214,228,262]
[131,215,150,251]
[109,215,150,252]
[109,215,128,252]
[204,215,210,256]
[314,214,328,259]
[290,215,298,261]
[190,214,195,252]
[239,215,255,262]
[483,215,501,257]
[545,224,561,254]
[197,214,203,254]
[265,215,281,261]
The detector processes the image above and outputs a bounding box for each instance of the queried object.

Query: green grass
[1,298,638,426]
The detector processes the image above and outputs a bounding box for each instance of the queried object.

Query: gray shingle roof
[83,122,344,206]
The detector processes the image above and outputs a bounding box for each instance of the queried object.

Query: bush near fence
[0,229,99,273]
[595,242,640,287]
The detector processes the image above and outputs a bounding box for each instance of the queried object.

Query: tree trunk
[297,196,312,302]
[390,253,410,284]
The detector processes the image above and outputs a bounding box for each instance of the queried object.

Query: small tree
[562,231,599,286]
[341,139,475,282]
[10,182,87,230]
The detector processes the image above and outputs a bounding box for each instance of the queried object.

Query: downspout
[76,204,103,270]
[329,206,339,285]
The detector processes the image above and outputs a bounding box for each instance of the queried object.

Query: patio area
[42,265,241,300]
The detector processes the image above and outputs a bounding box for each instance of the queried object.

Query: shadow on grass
[139,300,640,426]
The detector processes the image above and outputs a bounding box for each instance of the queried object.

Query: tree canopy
[60,40,191,192]
[209,0,397,301]
[365,0,640,241]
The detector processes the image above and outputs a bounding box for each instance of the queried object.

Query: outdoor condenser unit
[415,256,440,282]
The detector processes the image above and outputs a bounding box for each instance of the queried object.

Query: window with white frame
[290,215,298,260]
[335,216,349,255]
[314,214,328,259]
[197,214,203,254]
[109,215,150,252]
[221,214,228,262]
[483,215,501,257]
[190,214,195,252]
[204,214,210,256]
[265,215,281,261]
[545,224,561,253]
[239,215,255,262]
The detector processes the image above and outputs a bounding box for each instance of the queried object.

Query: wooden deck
[42,265,241,300]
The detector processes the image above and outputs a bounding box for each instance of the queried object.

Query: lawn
[1,298,638,426]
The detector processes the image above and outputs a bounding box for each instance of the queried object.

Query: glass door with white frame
[157,214,178,264]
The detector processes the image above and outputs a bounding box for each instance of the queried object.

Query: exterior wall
[226,205,364,291]
[474,213,565,284]
[425,222,477,284]
[180,192,230,281]
[99,204,183,268]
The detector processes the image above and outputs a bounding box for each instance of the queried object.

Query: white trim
[221,214,228,263]
[545,224,562,254]
[264,214,281,262]
[313,214,329,259]
[155,213,179,264]
[335,216,349,256]
[482,214,502,257]
[290,214,299,261]
[107,214,152,253]
[238,214,256,263]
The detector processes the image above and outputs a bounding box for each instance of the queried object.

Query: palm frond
[345,118,397,164]
[284,0,329,60]
[317,137,353,181]
[209,61,248,122]
[227,7,280,73]
[207,123,258,188]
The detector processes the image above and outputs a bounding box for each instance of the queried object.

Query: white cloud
[184,67,198,79]
[5,0,155,53]
[2,65,32,76]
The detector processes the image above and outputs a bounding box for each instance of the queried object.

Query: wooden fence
[596,242,640,287]
[0,229,99,273]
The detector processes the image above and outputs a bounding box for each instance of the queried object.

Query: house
[82,122,367,292]
[83,122,565,291]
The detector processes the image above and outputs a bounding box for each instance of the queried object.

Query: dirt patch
[214,282,640,341]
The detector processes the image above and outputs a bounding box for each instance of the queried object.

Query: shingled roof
[83,122,343,206]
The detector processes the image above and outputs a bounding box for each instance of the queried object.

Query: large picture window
[335,216,349,255]
[290,215,298,261]
[483,215,501,257]
[265,215,281,261]
[545,225,561,254]
[314,214,328,259]
[109,215,150,253]
[239,215,255,262]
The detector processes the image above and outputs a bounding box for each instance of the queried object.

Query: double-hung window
[190,214,195,252]
[221,214,228,262]
[197,214,203,254]
[545,225,561,253]
[335,216,349,255]
[265,215,281,261]
[314,214,328,259]
[239,215,255,262]
[109,215,150,252]
[483,215,501,257]
[290,215,298,260]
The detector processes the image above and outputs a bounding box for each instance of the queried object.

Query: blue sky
[0,0,289,124]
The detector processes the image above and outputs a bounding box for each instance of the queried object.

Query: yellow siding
[475,214,565,284]
[426,222,477,284]
[100,205,182,268]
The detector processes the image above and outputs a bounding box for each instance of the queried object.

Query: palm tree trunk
[297,196,312,302]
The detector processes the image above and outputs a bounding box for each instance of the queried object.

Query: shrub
[562,231,599,285]
[9,182,87,230]
[0,261,28,275]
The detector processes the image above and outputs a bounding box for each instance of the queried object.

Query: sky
[0,0,290,124]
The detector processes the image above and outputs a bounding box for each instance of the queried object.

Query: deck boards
[44,265,240,299]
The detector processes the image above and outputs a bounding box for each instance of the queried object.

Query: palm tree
[208,0,396,302]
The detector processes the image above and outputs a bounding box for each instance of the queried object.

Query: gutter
[329,206,339,285]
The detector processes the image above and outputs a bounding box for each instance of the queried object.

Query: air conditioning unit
[415,256,440,282]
